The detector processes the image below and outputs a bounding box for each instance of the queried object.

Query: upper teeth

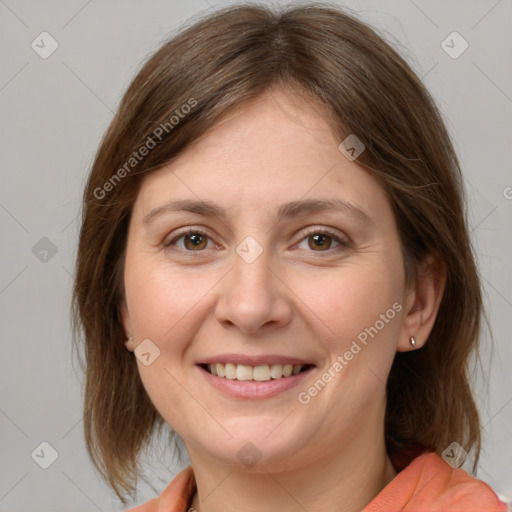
[207,363,304,381]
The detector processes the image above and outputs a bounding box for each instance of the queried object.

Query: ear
[397,254,446,352]
[120,299,135,352]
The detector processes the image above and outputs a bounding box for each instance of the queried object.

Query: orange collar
[127,452,507,512]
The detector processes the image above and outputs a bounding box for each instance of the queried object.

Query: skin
[121,86,446,512]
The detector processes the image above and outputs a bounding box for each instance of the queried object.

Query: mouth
[201,362,314,381]
[196,358,316,399]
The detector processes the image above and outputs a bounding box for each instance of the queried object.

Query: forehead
[133,87,392,226]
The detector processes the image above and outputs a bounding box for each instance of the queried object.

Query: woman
[72,3,508,511]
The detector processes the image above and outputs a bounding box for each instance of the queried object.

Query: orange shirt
[126,452,507,512]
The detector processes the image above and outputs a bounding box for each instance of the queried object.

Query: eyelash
[164,226,351,256]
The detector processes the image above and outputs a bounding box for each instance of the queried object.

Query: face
[122,87,410,472]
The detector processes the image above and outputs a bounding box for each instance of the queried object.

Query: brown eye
[166,229,215,251]
[183,232,208,250]
[307,233,336,251]
[295,228,348,253]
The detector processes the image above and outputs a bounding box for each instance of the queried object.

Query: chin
[187,416,319,472]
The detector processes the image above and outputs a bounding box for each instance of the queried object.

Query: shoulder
[364,452,508,512]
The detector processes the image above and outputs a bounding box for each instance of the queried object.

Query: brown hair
[72,2,484,503]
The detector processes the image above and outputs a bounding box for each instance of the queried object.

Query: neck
[188,436,396,512]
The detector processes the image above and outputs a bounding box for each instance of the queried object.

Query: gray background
[1,0,511,510]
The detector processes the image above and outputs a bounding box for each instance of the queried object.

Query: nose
[214,243,293,335]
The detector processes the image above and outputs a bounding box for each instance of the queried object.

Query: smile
[197,358,316,399]
[204,363,311,381]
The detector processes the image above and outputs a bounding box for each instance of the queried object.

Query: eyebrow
[143,198,375,227]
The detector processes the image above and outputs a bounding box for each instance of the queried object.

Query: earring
[410,336,416,348]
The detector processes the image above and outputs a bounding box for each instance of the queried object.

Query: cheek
[125,255,209,342]
[290,259,404,395]
[124,259,212,432]
[295,263,402,343]
[295,267,402,423]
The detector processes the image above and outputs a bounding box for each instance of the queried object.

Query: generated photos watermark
[297,301,403,404]
[93,97,197,200]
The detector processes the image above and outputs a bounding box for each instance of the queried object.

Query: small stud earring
[410,336,416,348]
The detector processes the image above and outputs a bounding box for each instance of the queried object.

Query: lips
[196,354,315,397]
[198,362,315,399]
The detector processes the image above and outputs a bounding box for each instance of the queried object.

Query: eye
[165,228,217,252]
[293,227,350,252]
